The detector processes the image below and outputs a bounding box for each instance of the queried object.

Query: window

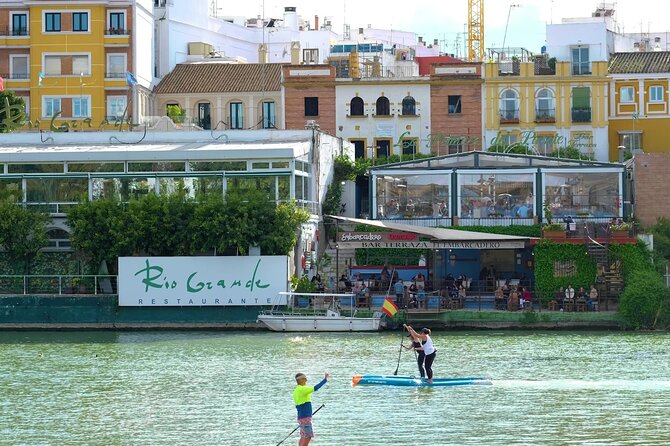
[571,47,590,75]
[536,135,555,156]
[351,140,366,159]
[109,12,125,33]
[73,97,90,118]
[45,13,61,32]
[649,85,664,102]
[44,56,61,75]
[619,132,641,151]
[106,54,126,78]
[43,98,62,118]
[350,97,364,116]
[262,101,276,128]
[23,96,30,118]
[229,102,243,129]
[375,139,391,158]
[448,137,464,154]
[536,88,555,120]
[304,97,319,116]
[72,12,88,32]
[10,55,29,79]
[72,55,90,75]
[497,133,518,146]
[302,48,319,64]
[572,87,591,122]
[107,96,127,120]
[499,89,519,121]
[375,96,390,116]
[11,13,28,36]
[448,95,462,114]
[401,138,417,156]
[401,96,416,115]
[620,86,635,103]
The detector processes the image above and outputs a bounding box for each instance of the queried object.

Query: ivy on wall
[533,240,597,304]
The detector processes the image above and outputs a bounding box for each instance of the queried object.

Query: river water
[1,330,669,446]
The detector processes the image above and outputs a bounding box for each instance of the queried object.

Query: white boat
[257,292,383,332]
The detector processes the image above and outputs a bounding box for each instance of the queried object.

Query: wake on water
[491,378,670,391]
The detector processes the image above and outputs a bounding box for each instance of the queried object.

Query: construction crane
[467,0,484,62]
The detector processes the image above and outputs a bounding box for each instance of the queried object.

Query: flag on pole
[125,71,138,86]
[381,297,399,317]
[38,72,45,87]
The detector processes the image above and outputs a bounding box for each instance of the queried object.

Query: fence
[0,275,117,295]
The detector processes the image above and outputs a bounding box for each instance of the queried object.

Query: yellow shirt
[293,384,315,406]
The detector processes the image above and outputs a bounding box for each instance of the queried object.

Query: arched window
[375,96,390,116]
[535,88,555,121]
[401,96,416,115]
[499,89,519,122]
[350,97,364,116]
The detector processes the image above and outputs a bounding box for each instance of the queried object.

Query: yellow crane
[467,0,484,61]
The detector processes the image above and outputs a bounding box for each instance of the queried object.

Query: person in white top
[404,324,437,383]
[565,285,575,300]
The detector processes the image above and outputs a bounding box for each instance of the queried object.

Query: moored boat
[351,374,492,387]
[257,292,383,332]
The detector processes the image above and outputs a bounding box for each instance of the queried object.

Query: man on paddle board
[293,372,328,445]
[404,325,437,383]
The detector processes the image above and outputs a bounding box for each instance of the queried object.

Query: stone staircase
[585,241,623,309]
[321,245,357,289]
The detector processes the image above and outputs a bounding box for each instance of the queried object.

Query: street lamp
[617,145,627,163]
[502,4,521,56]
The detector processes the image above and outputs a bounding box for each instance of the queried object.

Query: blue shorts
[298,417,314,438]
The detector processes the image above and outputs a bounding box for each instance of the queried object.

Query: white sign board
[118,256,288,306]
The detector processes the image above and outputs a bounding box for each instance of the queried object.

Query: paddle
[393,326,406,375]
[276,404,325,446]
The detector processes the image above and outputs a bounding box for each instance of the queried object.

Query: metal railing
[0,27,28,36]
[105,72,126,78]
[104,28,131,36]
[0,72,29,79]
[535,108,556,122]
[499,109,520,122]
[0,275,117,295]
[25,202,79,215]
[572,107,592,122]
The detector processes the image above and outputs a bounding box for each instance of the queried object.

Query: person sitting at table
[367,274,377,290]
[554,286,565,308]
[520,287,532,309]
[565,284,575,301]
[507,286,519,311]
[494,286,505,310]
[577,286,587,299]
[588,284,598,311]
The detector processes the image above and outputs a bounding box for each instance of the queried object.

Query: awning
[328,216,536,250]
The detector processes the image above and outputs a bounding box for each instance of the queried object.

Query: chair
[563,299,575,312]
[548,300,559,311]
[576,299,587,312]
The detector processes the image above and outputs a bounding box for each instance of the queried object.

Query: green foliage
[608,242,655,281]
[353,224,422,266]
[0,198,51,273]
[352,153,433,177]
[547,57,557,72]
[543,223,565,231]
[648,217,670,261]
[448,225,542,238]
[533,240,597,305]
[166,104,186,124]
[543,201,553,224]
[290,274,316,293]
[0,91,27,133]
[67,192,308,272]
[550,145,593,161]
[618,270,670,330]
[487,144,532,155]
[334,155,356,182]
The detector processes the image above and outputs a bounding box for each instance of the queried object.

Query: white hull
[257,314,382,332]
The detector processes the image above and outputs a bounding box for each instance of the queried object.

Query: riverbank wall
[0,295,623,330]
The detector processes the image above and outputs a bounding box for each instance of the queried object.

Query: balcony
[105,72,126,79]
[499,109,520,124]
[104,28,130,36]
[535,108,556,123]
[572,107,592,123]
[0,27,28,36]
[0,72,30,80]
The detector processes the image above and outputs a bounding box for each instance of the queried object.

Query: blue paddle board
[352,374,492,387]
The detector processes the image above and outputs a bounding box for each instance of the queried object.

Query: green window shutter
[572,87,591,108]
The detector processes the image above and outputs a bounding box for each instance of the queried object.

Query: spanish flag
[381,297,399,317]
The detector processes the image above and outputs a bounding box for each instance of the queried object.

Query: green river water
[0,330,669,446]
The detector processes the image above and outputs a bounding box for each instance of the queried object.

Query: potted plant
[610,222,631,239]
[542,222,567,240]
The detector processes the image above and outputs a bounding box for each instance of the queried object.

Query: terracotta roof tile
[154,63,283,94]
[608,52,670,74]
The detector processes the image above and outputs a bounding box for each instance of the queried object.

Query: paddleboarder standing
[403,331,426,378]
[293,372,328,446]
[404,325,437,383]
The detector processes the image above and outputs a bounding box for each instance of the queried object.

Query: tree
[618,270,670,330]
[0,198,51,273]
[0,90,27,133]
[66,198,134,274]
[166,104,186,124]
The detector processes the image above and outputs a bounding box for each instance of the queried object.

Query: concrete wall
[633,153,670,227]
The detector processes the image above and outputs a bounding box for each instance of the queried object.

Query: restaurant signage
[118,256,288,306]
[337,232,525,249]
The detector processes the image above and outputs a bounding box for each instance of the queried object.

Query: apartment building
[0,0,153,127]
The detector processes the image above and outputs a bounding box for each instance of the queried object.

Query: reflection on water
[0,331,668,445]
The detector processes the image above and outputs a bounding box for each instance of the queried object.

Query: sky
[219,0,670,56]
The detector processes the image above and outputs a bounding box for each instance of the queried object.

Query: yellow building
[608,52,670,160]
[0,1,150,129]
[484,58,610,161]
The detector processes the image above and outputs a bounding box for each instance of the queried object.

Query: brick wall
[634,153,670,227]
[282,65,336,134]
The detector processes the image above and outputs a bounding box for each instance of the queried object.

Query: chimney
[283,6,298,31]
[258,43,268,63]
[314,15,319,30]
[291,41,300,64]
